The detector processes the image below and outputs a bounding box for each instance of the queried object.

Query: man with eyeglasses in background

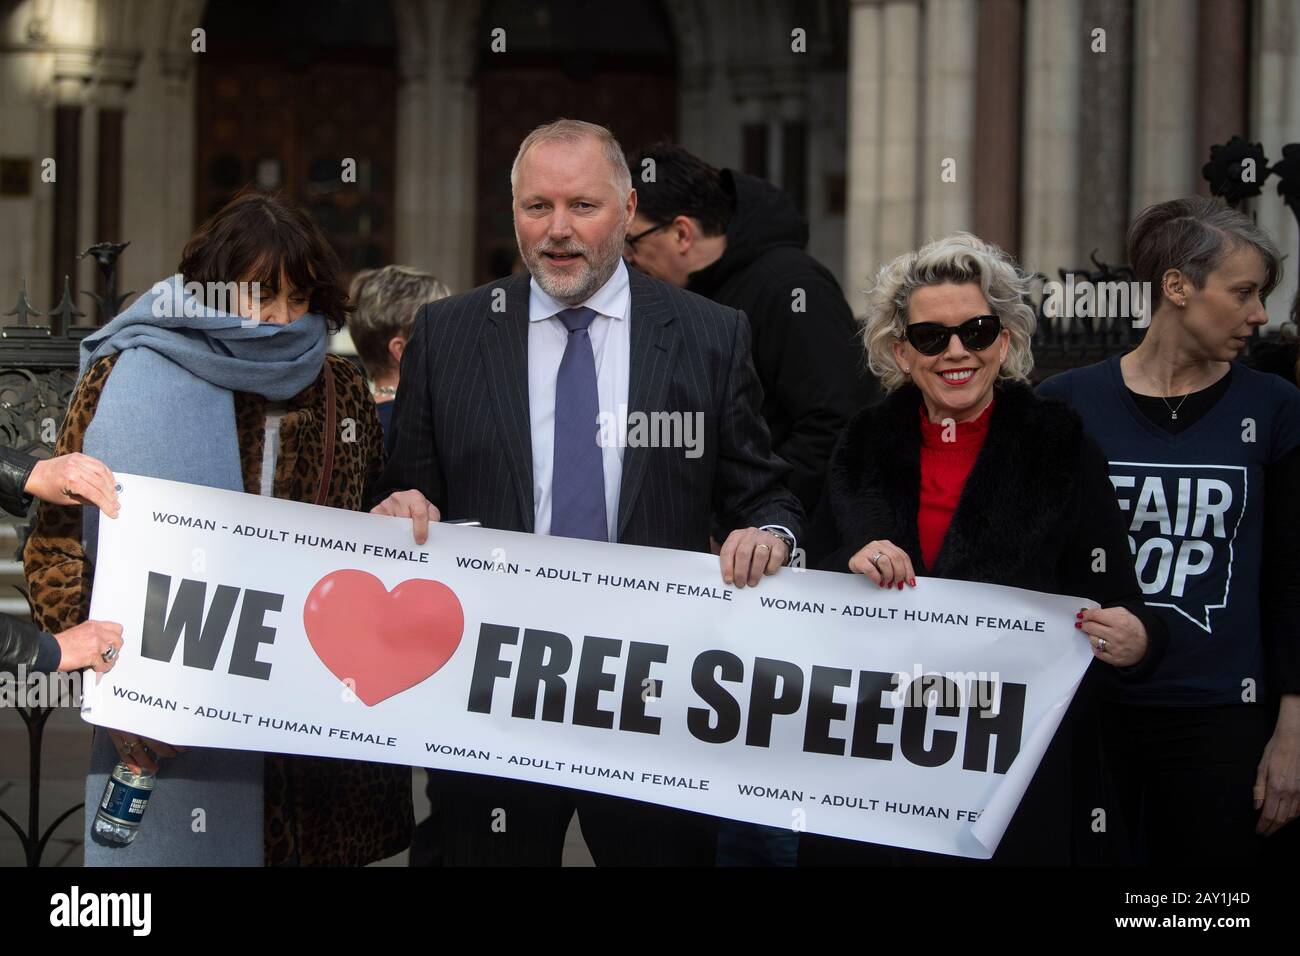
[624,143,878,866]
[624,144,877,523]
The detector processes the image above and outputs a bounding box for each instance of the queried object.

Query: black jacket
[1247,337,1299,385]
[0,615,47,676]
[0,446,34,517]
[0,446,53,674]
[1246,341,1300,705]
[804,381,1167,864]
[687,171,878,515]
[812,382,1164,620]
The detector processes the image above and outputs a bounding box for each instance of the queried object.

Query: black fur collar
[827,381,1086,583]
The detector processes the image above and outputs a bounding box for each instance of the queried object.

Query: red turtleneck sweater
[917,400,993,569]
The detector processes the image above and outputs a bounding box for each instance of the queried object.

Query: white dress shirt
[528,259,630,541]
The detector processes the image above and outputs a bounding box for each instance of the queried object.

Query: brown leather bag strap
[314,359,337,506]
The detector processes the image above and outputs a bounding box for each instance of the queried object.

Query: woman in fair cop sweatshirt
[1038,196,1300,863]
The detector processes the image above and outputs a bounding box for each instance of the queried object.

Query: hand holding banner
[84,474,1094,859]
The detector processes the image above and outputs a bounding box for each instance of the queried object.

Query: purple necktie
[551,307,607,541]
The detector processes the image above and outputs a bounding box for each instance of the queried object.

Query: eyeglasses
[624,222,670,252]
[904,314,1002,356]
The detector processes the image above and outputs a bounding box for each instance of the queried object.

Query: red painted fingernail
[1076,612,1083,619]
[897,581,904,589]
[909,579,916,587]
[1074,622,1082,629]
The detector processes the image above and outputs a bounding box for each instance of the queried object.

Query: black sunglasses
[904,314,1002,356]
[624,221,670,251]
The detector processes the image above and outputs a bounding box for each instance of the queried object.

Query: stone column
[394,0,478,293]
[50,50,94,306]
[876,0,922,265]
[1195,0,1249,198]
[804,64,850,288]
[664,0,715,158]
[1129,0,1197,213]
[1021,0,1081,279]
[972,0,1023,256]
[920,0,976,241]
[393,1,432,276]
[92,51,140,303]
[1076,0,1133,266]
[844,0,885,315]
[116,0,201,304]
[844,0,921,316]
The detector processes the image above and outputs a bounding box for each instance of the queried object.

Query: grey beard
[545,256,619,306]
[521,236,624,306]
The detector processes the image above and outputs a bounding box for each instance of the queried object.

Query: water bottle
[91,761,155,847]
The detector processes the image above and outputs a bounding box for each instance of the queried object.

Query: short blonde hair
[348,265,451,378]
[862,232,1037,392]
[509,118,633,202]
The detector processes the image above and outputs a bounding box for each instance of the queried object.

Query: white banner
[83,474,1094,859]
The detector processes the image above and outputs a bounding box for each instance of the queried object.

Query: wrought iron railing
[1,242,127,866]
[1028,253,1145,382]
[1027,136,1300,381]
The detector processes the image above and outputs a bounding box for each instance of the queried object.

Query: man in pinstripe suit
[372,119,804,866]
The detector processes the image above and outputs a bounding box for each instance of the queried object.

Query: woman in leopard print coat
[24,190,413,866]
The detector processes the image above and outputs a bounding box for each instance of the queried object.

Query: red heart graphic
[303,570,464,706]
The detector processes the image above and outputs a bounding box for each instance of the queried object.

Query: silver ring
[1096,638,1107,650]
[756,543,770,551]
[102,646,117,662]
[871,551,885,567]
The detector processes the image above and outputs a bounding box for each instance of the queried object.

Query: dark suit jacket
[372,268,805,552]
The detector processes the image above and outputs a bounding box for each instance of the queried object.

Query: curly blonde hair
[862,232,1037,392]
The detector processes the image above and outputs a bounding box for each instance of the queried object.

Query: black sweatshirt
[686,170,879,516]
[1040,357,1300,704]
